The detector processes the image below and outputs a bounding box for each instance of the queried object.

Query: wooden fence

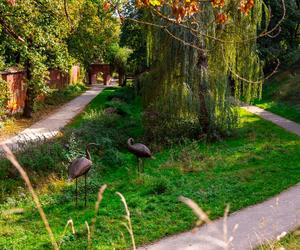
[0,65,81,114]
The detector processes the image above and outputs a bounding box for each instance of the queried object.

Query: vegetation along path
[140,105,300,250]
[0,84,107,151]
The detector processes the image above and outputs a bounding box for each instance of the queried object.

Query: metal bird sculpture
[68,143,99,207]
[127,138,152,174]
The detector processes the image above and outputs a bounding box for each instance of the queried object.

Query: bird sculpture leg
[142,159,145,173]
[136,156,140,174]
[85,174,87,207]
[138,158,142,175]
[75,178,78,207]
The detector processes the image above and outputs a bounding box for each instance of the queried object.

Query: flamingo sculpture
[68,143,99,207]
[127,138,152,173]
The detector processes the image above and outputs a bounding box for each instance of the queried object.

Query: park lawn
[255,65,300,123]
[1,87,300,249]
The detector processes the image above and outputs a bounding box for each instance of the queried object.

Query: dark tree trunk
[118,70,126,87]
[197,50,210,134]
[23,61,34,118]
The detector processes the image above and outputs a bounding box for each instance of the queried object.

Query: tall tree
[0,0,74,117]
[0,0,120,117]
[121,0,282,138]
[120,0,148,74]
[67,0,121,69]
[258,0,300,69]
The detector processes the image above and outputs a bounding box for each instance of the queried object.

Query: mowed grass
[255,65,300,123]
[1,87,300,249]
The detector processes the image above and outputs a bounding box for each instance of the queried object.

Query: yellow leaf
[149,0,161,6]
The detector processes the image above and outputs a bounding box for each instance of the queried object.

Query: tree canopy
[0,0,120,117]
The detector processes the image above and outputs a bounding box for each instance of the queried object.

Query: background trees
[0,0,120,117]
[258,0,300,70]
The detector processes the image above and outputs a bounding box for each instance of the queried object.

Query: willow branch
[125,16,207,52]
[220,44,280,84]
[64,0,74,30]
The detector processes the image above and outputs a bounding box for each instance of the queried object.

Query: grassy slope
[255,65,300,123]
[1,87,300,249]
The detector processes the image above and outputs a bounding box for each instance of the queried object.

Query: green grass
[255,65,300,123]
[1,87,300,249]
[257,228,300,250]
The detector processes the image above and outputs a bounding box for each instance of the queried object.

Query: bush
[143,109,201,146]
[0,78,9,118]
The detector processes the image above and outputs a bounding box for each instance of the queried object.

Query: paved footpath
[242,105,300,136]
[0,84,107,151]
[139,105,300,250]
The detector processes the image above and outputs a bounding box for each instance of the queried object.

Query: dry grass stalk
[89,184,107,250]
[179,196,211,224]
[1,143,59,250]
[58,219,76,249]
[1,208,25,215]
[116,192,136,250]
[86,221,91,248]
[179,196,237,250]
[223,205,230,250]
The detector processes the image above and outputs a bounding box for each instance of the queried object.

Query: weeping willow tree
[133,0,277,139]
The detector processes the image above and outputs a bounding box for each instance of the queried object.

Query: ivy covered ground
[1,87,300,249]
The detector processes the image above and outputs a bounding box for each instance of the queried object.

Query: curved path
[139,105,300,250]
[0,84,107,152]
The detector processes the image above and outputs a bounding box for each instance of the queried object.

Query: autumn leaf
[149,0,161,6]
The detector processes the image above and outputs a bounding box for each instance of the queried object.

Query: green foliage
[107,43,133,75]
[0,0,120,115]
[0,78,9,117]
[120,1,149,74]
[67,0,121,68]
[258,0,300,69]
[104,100,132,116]
[140,1,266,140]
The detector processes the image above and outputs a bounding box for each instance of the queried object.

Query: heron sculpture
[68,143,99,207]
[127,138,152,174]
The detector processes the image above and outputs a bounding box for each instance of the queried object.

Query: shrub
[0,78,9,118]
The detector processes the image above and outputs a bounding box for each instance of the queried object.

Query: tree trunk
[118,70,126,87]
[23,61,34,118]
[197,50,210,134]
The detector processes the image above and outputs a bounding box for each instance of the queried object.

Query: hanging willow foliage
[139,0,269,139]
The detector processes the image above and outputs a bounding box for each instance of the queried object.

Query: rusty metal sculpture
[127,138,152,173]
[68,143,99,207]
